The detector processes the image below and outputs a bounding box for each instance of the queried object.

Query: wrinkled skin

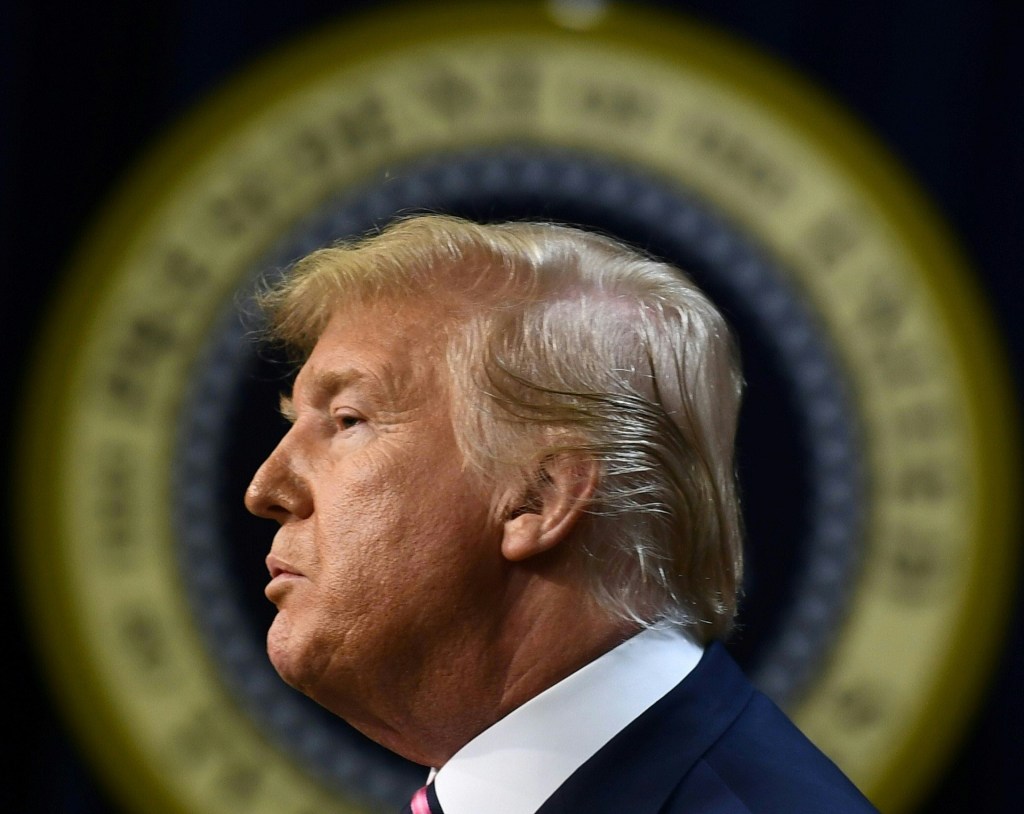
[246,302,633,765]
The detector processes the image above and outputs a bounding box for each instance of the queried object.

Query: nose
[244,436,313,523]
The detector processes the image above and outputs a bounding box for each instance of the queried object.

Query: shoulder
[662,746,878,813]
[662,751,878,813]
[660,648,878,813]
[539,641,879,814]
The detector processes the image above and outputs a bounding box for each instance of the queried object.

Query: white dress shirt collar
[432,626,704,814]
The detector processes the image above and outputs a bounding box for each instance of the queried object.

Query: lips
[265,553,305,602]
[266,553,302,579]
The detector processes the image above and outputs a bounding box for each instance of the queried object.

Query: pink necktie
[402,784,438,814]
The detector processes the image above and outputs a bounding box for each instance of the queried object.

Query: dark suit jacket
[535,642,878,813]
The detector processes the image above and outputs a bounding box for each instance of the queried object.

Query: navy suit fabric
[536,642,878,813]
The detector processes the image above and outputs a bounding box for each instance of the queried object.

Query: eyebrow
[278,367,390,423]
[278,393,298,423]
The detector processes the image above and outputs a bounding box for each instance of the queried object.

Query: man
[245,214,877,813]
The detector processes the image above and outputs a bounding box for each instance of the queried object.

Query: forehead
[293,302,447,401]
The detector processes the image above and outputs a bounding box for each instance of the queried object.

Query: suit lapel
[536,642,754,814]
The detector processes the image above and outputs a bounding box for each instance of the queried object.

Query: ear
[501,453,599,562]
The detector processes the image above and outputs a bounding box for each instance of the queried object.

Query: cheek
[310,483,419,606]
[354,494,490,588]
[309,448,499,603]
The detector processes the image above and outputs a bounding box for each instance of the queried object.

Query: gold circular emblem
[17,4,1018,814]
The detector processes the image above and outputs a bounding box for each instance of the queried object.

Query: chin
[266,613,346,707]
[266,614,305,690]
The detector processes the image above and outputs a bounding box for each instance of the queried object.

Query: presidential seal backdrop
[16,3,1018,814]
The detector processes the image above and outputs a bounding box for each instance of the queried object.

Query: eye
[334,412,364,431]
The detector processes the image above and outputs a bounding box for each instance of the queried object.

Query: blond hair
[259,214,744,642]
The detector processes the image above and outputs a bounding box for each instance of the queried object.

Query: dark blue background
[6,1,1021,811]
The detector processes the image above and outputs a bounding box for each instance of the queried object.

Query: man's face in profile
[244,303,506,728]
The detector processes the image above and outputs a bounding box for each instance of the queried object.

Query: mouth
[265,553,305,601]
[266,553,301,579]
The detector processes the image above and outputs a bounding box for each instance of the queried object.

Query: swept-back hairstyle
[258,214,744,642]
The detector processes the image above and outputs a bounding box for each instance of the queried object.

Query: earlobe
[501,513,546,561]
[499,453,599,563]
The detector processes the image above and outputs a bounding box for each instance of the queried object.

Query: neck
[355,569,638,767]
